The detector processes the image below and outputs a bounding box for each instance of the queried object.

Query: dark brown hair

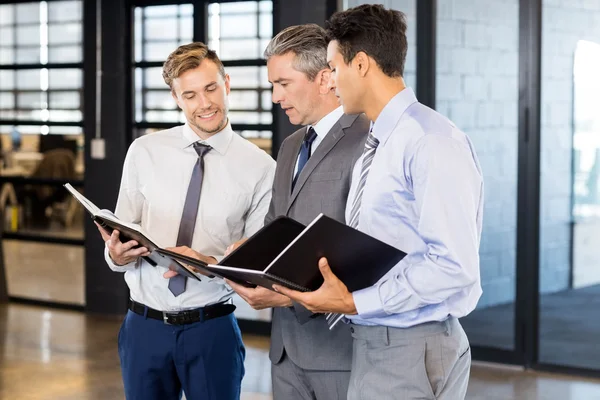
[326,4,407,78]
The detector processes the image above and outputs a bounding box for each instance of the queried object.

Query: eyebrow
[272,78,290,84]
[181,81,217,96]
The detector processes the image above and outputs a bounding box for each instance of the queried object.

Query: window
[0,1,85,239]
[0,1,84,139]
[0,1,85,307]
[132,0,273,154]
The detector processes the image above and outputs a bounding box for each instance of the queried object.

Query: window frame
[127,0,274,154]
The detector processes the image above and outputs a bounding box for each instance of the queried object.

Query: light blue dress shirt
[345,88,484,328]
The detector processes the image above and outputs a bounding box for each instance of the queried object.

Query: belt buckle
[162,312,174,325]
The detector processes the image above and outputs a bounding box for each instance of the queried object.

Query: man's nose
[327,73,336,92]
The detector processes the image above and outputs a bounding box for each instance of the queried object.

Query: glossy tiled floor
[1,303,600,400]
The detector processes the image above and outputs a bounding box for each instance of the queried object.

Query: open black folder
[63,183,203,282]
[157,213,407,297]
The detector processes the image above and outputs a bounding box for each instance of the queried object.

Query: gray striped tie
[327,131,379,328]
[168,142,212,296]
[348,130,379,229]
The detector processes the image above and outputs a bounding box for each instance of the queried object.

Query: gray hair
[264,24,329,81]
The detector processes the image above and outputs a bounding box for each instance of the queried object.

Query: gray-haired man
[225,24,369,399]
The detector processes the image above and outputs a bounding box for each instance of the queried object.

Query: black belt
[128,299,236,325]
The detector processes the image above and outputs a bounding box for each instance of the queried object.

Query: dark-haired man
[274,5,484,400]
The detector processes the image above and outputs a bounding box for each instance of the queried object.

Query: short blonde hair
[162,42,226,90]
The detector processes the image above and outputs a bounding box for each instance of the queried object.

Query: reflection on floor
[462,284,600,370]
[1,303,600,400]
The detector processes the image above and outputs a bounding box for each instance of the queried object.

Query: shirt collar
[182,121,234,156]
[371,87,418,144]
[307,105,344,139]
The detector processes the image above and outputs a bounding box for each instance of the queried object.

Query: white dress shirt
[104,123,276,312]
[293,106,344,176]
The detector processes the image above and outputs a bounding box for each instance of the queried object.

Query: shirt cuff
[352,285,387,319]
[104,245,136,272]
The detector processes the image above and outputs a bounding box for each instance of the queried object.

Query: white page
[64,183,100,215]
[64,183,161,246]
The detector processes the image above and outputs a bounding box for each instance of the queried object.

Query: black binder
[64,183,203,281]
[157,213,407,293]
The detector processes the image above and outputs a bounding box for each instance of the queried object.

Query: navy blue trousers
[118,309,245,400]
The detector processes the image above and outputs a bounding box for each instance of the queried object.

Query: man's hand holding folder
[227,280,292,310]
[161,246,218,278]
[153,213,407,330]
[273,257,358,315]
[222,237,293,309]
[95,222,150,266]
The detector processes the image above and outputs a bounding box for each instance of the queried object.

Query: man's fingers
[166,246,193,257]
[225,279,255,297]
[228,288,254,308]
[120,240,139,252]
[95,222,111,241]
[318,257,335,281]
[124,246,148,258]
[274,286,315,311]
[110,230,121,246]
[272,284,301,301]
[163,270,179,279]
[225,278,240,289]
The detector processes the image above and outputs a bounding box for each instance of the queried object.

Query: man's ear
[224,74,231,95]
[353,51,371,77]
[318,69,332,95]
[171,90,182,110]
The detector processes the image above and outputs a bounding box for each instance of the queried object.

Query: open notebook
[157,213,407,329]
[64,183,203,281]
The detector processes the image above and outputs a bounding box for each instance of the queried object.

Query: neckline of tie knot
[304,127,318,145]
[193,141,212,157]
[366,131,379,149]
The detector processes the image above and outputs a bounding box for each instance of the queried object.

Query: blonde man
[97,42,275,400]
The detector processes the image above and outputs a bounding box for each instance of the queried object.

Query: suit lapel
[280,133,303,207]
[286,114,358,214]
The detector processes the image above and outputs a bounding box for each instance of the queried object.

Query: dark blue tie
[168,142,212,296]
[292,127,318,192]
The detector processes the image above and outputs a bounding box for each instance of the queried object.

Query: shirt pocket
[202,191,252,245]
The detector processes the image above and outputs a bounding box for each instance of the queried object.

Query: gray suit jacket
[266,113,370,371]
